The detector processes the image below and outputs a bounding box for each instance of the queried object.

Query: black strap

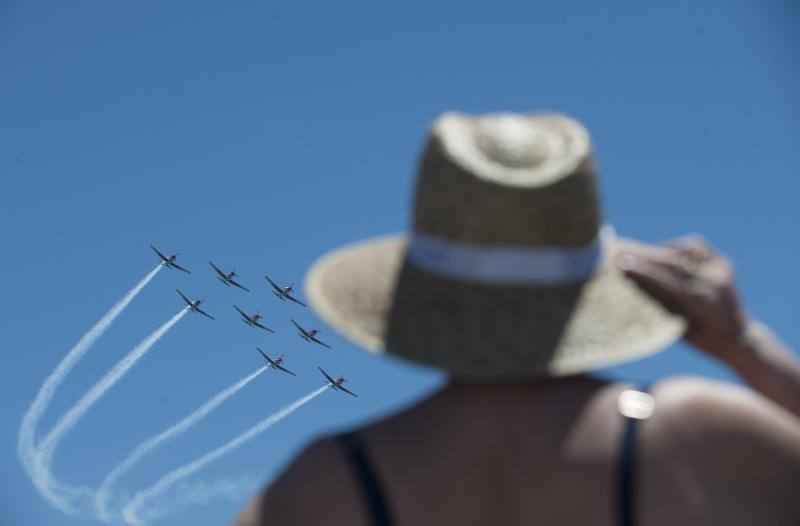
[338,431,393,526]
[616,384,652,526]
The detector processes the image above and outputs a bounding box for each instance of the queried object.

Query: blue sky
[1,1,798,524]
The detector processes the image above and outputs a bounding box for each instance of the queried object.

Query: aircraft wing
[318,367,336,385]
[290,319,307,335]
[150,245,168,262]
[275,363,297,376]
[252,320,274,333]
[256,347,271,363]
[233,305,249,319]
[229,279,250,292]
[208,261,227,279]
[336,384,358,398]
[195,306,215,320]
[264,276,283,294]
[311,336,332,349]
[169,261,191,274]
[286,294,307,307]
[176,289,193,307]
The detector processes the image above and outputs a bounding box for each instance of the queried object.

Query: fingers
[617,253,697,317]
[619,236,749,359]
[621,245,699,281]
[662,234,717,261]
[625,234,723,279]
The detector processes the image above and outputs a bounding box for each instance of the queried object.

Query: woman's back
[238,376,800,526]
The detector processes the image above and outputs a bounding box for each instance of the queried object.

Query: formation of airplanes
[154,245,358,398]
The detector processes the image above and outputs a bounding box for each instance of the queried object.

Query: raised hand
[618,235,800,416]
[617,235,749,362]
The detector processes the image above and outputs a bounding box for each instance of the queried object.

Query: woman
[236,112,800,526]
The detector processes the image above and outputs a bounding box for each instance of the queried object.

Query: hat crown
[412,112,602,247]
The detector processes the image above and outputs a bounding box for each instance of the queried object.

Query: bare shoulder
[234,436,366,526]
[651,375,800,442]
[641,376,800,524]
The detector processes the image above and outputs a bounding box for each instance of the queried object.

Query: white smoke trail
[17,264,162,514]
[95,365,269,521]
[121,475,261,525]
[122,385,329,525]
[31,307,189,513]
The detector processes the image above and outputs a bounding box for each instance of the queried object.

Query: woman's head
[305,111,684,381]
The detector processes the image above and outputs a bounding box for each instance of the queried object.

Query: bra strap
[616,383,654,526]
[338,431,393,526]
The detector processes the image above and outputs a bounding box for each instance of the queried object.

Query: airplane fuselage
[328,378,349,390]
[272,285,293,300]
[298,329,318,341]
[218,273,237,286]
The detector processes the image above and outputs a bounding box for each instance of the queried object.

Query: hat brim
[305,234,685,381]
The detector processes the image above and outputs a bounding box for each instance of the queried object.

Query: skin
[235,236,800,526]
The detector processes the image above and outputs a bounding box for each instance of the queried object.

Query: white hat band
[407,226,615,285]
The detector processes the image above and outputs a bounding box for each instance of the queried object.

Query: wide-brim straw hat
[305,111,685,381]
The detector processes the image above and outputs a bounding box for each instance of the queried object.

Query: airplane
[233,305,274,333]
[290,319,331,349]
[319,367,357,397]
[256,347,296,376]
[209,262,250,292]
[150,245,191,274]
[264,276,306,307]
[176,289,215,320]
